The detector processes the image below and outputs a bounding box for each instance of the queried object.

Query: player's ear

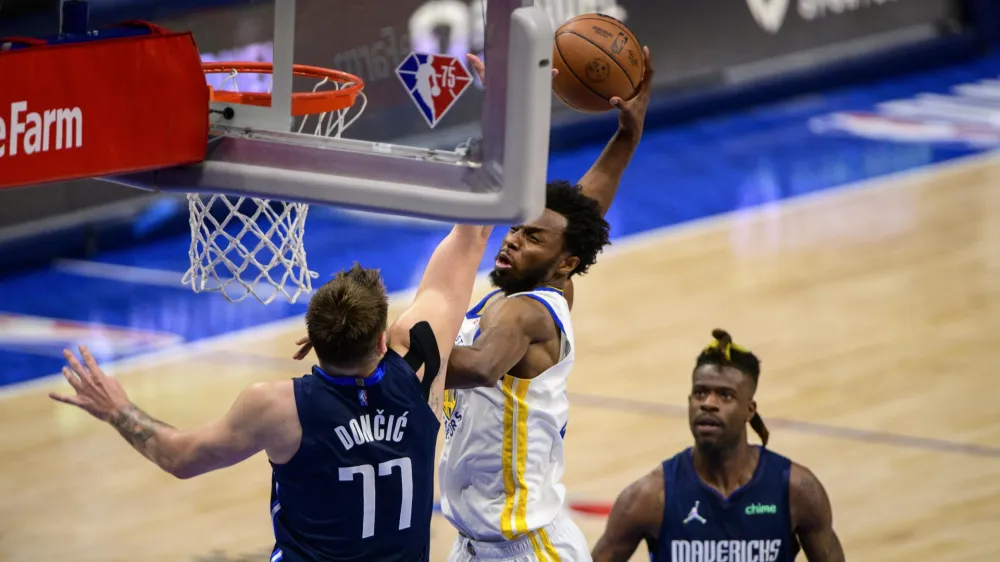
[377,332,388,356]
[556,254,579,276]
[747,399,757,423]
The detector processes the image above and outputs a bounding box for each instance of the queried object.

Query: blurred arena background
[1,0,999,560]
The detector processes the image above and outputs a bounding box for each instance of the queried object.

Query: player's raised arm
[444,295,554,389]
[556,48,651,309]
[468,49,652,219]
[591,467,664,562]
[791,464,846,562]
[386,224,493,413]
[576,46,653,217]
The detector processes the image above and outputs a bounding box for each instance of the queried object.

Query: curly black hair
[545,180,611,276]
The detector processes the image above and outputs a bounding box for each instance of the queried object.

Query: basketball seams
[557,29,639,91]
[551,12,644,112]
[553,37,616,110]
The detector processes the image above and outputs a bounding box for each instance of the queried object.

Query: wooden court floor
[1,154,999,562]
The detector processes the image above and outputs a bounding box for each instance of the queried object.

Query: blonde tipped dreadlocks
[696,329,769,446]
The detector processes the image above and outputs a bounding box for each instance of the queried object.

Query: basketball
[551,14,645,114]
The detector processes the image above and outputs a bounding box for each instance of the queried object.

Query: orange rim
[203,62,364,116]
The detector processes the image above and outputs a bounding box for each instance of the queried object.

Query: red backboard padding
[0,28,208,190]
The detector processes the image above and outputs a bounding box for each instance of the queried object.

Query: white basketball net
[183,70,368,305]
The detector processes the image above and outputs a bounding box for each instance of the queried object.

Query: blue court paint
[1,52,999,385]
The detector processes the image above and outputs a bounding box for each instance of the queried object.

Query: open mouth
[495,252,513,270]
[694,417,723,430]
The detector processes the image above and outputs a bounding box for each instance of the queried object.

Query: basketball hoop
[203,62,365,117]
[183,62,367,305]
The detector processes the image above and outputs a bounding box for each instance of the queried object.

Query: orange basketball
[551,13,645,114]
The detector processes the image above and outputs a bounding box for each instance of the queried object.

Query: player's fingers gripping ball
[552,13,646,113]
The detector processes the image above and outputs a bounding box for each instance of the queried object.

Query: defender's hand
[610,46,654,136]
[49,345,131,422]
[467,53,487,83]
[293,336,312,361]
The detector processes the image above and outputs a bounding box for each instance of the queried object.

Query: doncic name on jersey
[670,539,784,562]
[334,410,409,450]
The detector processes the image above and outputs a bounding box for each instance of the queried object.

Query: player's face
[688,364,755,451]
[489,209,573,295]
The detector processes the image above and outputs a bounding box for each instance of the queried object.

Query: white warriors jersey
[438,286,575,542]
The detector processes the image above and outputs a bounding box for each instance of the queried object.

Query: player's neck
[692,440,758,498]
[528,277,566,294]
[544,279,566,291]
[319,355,383,379]
[498,280,566,297]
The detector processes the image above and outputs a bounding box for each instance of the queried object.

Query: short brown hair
[306,263,388,367]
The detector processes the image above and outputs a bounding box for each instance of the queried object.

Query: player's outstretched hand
[466,54,486,83]
[609,46,653,136]
[466,53,558,86]
[293,336,312,361]
[49,345,131,422]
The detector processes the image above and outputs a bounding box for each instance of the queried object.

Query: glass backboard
[67,0,554,223]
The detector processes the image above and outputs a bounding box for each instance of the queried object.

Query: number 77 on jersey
[339,456,414,539]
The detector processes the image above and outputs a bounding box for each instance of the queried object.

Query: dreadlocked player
[591,330,845,562]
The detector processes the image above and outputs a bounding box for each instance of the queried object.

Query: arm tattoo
[108,404,176,465]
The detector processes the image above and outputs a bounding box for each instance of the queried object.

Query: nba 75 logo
[396,53,473,129]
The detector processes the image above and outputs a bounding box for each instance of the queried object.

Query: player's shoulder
[240,380,296,418]
[613,464,665,531]
[236,381,299,445]
[621,464,665,505]
[243,379,293,402]
[244,380,301,464]
[511,285,569,303]
[640,463,666,495]
[786,459,834,527]
[481,290,557,335]
[787,460,825,499]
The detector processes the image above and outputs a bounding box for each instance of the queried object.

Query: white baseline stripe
[53,259,187,288]
[52,259,317,299]
[3,148,997,401]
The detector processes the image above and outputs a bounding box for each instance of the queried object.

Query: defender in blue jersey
[50,224,493,562]
[590,330,845,562]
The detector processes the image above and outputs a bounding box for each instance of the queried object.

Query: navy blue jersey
[652,446,800,562]
[269,343,440,562]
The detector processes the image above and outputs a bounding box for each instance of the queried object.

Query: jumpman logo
[683,501,707,524]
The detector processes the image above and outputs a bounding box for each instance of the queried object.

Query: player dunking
[435,49,653,562]
[590,330,846,562]
[49,223,493,562]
